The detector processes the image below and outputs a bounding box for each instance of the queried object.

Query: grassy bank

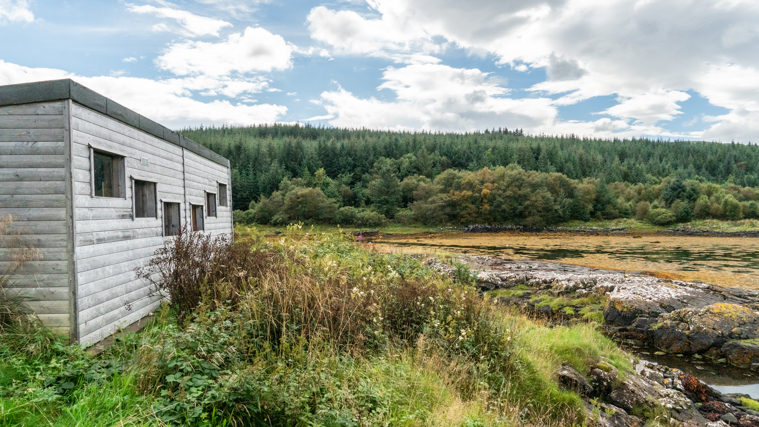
[1,227,632,426]
[236,218,759,239]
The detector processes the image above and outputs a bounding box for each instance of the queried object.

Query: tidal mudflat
[374,232,759,289]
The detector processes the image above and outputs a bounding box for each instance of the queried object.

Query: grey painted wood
[26,300,70,314]
[5,274,70,288]
[64,100,78,342]
[0,194,67,208]
[3,221,68,234]
[0,141,65,155]
[0,155,66,168]
[0,208,68,221]
[76,227,163,247]
[79,294,160,339]
[0,102,64,115]
[0,181,66,195]
[0,101,70,334]
[0,129,64,142]
[79,299,161,345]
[0,115,65,129]
[8,287,69,300]
[37,314,69,328]
[0,235,68,249]
[0,169,65,182]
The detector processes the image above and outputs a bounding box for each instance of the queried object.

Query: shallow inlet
[373,232,759,289]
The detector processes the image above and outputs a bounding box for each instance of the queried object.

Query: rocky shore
[463,224,759,238]
[429,255,759,426]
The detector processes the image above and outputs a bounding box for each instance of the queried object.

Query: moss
[741,397,759,411]
[488,288,530,299]
[581,309,605,324]
[562,307,576,316]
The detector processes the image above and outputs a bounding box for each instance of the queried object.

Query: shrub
[356,209,388,227]
[336,206,359,225]
[232,209,256,225]
[647,208,677,226]
[394,207,415,225]
[634,201,650,221]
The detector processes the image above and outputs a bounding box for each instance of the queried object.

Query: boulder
[589,361,619,399]
[608,375,659,412]
[594,403,644,427]
[557,365,593,397]
[653,304,759,356]
[722,340,759,370]
[657,388,712,425]
[604,297,666,327]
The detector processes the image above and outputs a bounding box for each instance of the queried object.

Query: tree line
[179,124,759,226]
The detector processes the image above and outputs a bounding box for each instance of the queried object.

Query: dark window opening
[163,202,180,236]
[134,180,157,218]
[191,204,204,231]
[93,151,125,198]
[206,193,217,217]
[218,183,228,207]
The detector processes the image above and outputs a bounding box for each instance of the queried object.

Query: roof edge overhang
[0,79,230,168]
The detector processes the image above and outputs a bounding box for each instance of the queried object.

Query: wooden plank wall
[70,102,232,345]
[0,101,71,336]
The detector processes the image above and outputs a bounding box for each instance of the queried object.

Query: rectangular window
[218,183,228,207]
[206,192,217,217]
[134,180,157,218]
[191,204,204,231]
[93,150,125,198]
[163,202,180,236]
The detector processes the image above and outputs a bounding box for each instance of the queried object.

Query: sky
[0,0,758,142]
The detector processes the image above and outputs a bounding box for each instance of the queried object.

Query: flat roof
[0,79,229,167]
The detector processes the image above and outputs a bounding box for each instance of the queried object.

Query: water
[632,347,759,396]
[375,233,759,288]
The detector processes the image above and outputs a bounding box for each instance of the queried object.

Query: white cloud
[157,27,293,76]
[122,57,138,63]
[307,0,759,141]
[603,90,691,126]
[0,0,33,24]
[0,60,288,128]
[306,5,444,62]
[128,4,232,37]
[319,63,555,132]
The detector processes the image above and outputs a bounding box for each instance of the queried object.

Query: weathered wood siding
[70,102,232,345]
[0,101,71,336]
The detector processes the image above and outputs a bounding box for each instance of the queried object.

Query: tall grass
[2,225,633,426]
[0,215,41,331]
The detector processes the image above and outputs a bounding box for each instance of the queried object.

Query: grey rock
[719,412,738,424]
[609,375,659,412]
[557,365,593,397]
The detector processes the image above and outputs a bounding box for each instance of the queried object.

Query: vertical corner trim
[64,100,80,343]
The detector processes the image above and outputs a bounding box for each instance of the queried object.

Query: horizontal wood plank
[0,115,65,129]
[0,181,66,195]
[0,129,64,142]
[0,208,67,221]
[0,141,65,155]
[0,102,64,115]
[0,155,66,168]
[0,168,65,182]
[79,299,161,346]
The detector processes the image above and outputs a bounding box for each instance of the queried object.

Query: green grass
[741,397,759,411]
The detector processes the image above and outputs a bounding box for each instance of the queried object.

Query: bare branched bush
[136,225,278,322]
